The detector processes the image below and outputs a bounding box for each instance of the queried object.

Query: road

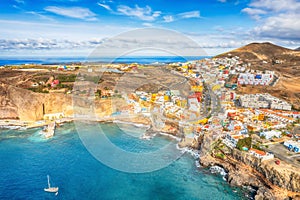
[265,144,300,168]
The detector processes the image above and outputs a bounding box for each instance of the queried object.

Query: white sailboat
[44,175,59,194]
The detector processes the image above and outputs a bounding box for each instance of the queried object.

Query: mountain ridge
[215,42,300,62]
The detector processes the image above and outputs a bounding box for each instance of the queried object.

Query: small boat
[41,122,56,139]
[44,175,59,193]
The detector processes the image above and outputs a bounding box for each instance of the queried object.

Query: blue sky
[1,0,300,56]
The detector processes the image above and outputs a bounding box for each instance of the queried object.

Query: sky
[1,0,300,57]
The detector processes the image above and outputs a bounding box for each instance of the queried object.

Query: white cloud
[163,11,200,23]
[253,13,300,40]
[242,8,266,15]
[26,11,55,21]
[0,19,133,42]
[97,3,112,11]
[163,16,174,23]
[242,0,300,41]
[0,38,106,51]
[218,0,227,3]
[117,5,161,21]
[44,6,97,21]
[241,7,267,19]
[15,0,25,4]
[249,0,300,12]
[142,23,153,27]
[178,11,201,19]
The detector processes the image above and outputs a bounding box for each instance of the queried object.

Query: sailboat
[44,175,59,194]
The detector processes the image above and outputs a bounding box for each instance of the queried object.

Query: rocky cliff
[231,149,300,193]
[198,133,300,199]
[0,82,134,122]
[0,83,73,121]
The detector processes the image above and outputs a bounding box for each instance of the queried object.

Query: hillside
[216,42,300,63]
[215,42,300,110]
[295,47,300,51]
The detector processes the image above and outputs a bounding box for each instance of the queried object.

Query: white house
[283,140,300,153]
[43,112,64,120]
[260,130,282,140]
[249,148,274,161]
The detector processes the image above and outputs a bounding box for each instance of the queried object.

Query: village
[1,56,300,169]
[74,56,300,168]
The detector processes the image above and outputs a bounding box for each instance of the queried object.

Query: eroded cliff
[0,83,73,121]
[198,133,300,199]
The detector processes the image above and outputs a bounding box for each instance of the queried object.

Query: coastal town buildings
[237,71,274,86]
[260,130,282,140]
[284,140,300,153]
[249,148,274,161]
[239,94,292,111]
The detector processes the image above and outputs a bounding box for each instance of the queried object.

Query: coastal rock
[197,132,300,199]
[0,83,73,121]
[0,84,19,119]
[254,187,276,200]
[231,149,300,193]
[227,169,263,188]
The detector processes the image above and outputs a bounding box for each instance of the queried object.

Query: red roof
[53,80,59,84]
[195,92,202,97]
[250,148,266,156]
[228,112,236,117]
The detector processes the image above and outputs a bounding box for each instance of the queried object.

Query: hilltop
[215,42,300,64]
[215,42,300,110]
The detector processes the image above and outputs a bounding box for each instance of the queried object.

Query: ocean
[0,122,252,200]
[0,56,209,66]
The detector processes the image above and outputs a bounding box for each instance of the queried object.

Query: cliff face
[231,149,300,193]
[0,83,131,122]
[0,83,21,119]
[198,134,300,199]
[0,83,73,121]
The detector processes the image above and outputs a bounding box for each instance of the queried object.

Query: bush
[236,137,252,151]
[215,153,225,159]
[28,86,49,93]
[260,135,266,140]
[252,143,262,150]
[57,74,77,82]
[55,83,73,90]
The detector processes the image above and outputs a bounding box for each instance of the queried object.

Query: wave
[209,165,228,181]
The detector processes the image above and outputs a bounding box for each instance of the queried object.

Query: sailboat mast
[47,175,51,188]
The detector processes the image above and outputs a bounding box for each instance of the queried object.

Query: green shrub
[236,137,252,151]
[57,74,77,82]
[215,153,225,159]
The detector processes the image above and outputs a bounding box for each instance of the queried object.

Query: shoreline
[200,154,300,200]
[1,118,300,199]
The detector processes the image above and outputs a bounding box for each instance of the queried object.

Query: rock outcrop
[231,149,300,193]
[0,83,73,121]
[198,133,300,199]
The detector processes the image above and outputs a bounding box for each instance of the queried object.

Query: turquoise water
[0,123,250,199]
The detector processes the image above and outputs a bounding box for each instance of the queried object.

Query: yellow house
[191,86,203,92]
[219,65,225,70]
[164,95,169,102]
[258,114,265,121]
[197,118,208,125]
